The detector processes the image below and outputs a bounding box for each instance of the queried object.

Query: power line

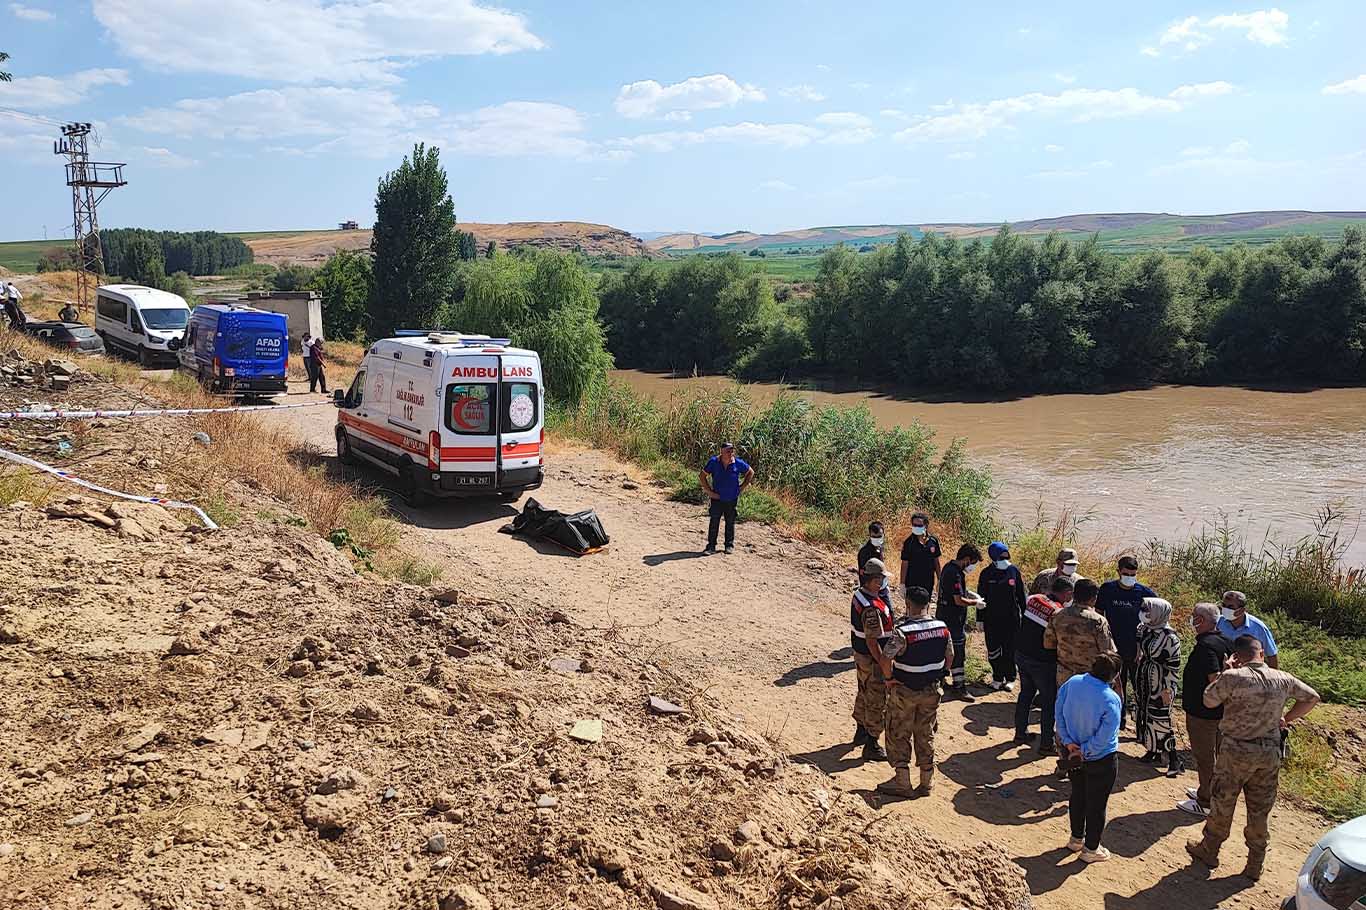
[0,106,64,128]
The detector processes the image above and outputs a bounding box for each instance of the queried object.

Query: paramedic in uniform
[1186,635,1319,881]
[899,512,941,600]
[937,543,983,700]
[877,586,951,797]
[977,541,1026,691]
[850,558,895,761]
[699,442,753,555]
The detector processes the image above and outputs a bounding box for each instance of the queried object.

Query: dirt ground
[266,392,1340,910]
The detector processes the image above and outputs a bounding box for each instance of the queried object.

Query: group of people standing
[300,331,328,394]
[847,522,1321,879]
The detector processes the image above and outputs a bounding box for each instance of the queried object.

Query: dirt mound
[0,357,1030,908]
[246,222,655,267]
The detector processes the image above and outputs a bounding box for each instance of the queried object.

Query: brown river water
[613,370,1366,566]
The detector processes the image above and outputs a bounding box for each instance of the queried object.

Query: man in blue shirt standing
[1216,590,1279,668]
[1096,555,1157,730]
[699,442,754,555]
[1056,651,1124,864]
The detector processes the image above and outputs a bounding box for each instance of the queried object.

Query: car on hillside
[23,320,106,355]
[1283,814,1366,910]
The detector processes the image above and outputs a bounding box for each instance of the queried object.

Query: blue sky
[1,1,1363,241]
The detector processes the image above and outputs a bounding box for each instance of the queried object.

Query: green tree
[485,240,498,259]
[121,235,165,287]
[1,51,11,82]
[271,264,315,291]
[310,250,373,341]
[369,143,459,336]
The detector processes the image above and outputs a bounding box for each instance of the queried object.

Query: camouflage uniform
[885,684,940,771]
[1044,603,1116,688]
[852,654,888,738]
[1030,567,1059,596]
[1191,662,1318,871]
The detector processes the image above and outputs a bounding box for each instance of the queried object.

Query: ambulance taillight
[428,430,441,471]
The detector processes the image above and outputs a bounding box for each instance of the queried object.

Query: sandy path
[267,394,1330,910]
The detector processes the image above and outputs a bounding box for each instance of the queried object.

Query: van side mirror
[333,389,346,407]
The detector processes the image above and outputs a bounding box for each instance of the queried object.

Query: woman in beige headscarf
[1136,597,1182,776]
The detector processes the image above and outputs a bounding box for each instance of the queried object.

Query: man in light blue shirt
[1216,590,1278,669]
[1055,652,1124,863]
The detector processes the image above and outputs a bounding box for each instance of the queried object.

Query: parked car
[1284,814,1366,910]
[23,320,106,355]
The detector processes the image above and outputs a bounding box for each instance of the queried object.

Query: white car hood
[1322,815,1366,869]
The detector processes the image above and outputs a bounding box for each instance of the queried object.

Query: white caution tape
[0,400,334,420]
[0,445,219,530]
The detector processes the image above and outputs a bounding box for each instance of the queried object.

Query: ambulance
[333,333,545,505]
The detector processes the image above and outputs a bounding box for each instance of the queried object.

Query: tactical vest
[890,616,950,689]
[850,589,893,656]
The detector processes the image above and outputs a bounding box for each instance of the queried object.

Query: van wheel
[398,462,427,508]
[138,345,153,368]
[336,428,355,466]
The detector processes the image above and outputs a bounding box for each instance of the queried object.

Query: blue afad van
[175,304,288,395]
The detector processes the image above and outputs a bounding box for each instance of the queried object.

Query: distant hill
[242,221,655,266]
[646,211,1366,255]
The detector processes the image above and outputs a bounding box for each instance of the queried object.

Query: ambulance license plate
[451,474,492,487]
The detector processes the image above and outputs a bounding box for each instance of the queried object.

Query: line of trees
[599,226,1366,390]
[102,229,254,278]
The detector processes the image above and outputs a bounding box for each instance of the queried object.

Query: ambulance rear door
[440,353,501,490]
[497,353,542,486]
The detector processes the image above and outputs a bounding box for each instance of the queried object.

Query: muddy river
[614,370,1366,566]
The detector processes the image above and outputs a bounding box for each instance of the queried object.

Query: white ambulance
[334,333,545,505]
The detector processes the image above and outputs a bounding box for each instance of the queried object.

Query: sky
[1,1,1364,242]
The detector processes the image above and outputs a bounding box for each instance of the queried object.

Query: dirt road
[270,394,1330,910]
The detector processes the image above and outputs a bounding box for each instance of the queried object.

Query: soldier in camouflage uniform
[877,586,953,797]
[1044,577,1116,689]
[850,558,895,761]
[1186,635,1320,881]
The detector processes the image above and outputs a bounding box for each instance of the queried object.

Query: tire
[398,461,427,508]
[138,345,153,368]
[336,428,355,466]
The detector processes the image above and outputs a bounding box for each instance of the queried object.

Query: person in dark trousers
[301,332,316,389]
[857,521,892,607]
[307,335,329,393]
[58,302,80,323]
[1177,602,1233,818]
[899,512,942,601]
[1016,575,1072,755]
[1096,554,1157,730]
[977,541,1026,691]
[1056,651,1124,864]
[699,442,753,554]
[937,543,983,700]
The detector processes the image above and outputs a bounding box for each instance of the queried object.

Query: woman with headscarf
[1135,596,1182,775]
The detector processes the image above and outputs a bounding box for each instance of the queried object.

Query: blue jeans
[1015,653,1057,745]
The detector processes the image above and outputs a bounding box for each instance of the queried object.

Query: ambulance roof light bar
[393,329,511,347]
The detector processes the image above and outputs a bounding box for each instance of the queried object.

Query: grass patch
[0,468,57,508]
[1282,707,1366,821]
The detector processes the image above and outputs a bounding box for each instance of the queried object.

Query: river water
[613,370,1366,566]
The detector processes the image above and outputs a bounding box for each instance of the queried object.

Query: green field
[0,239,58,274]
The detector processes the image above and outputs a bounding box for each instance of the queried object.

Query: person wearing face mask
[1215,591,1279,669]
[1096,555,1158,732]
[1178,603,1233,818]
[1134,597,1182,776]
[857,521,894,606]
[1031,548,1080,596]
[976,541,1026,691]
[1015,575,1072,756]
[1044,577,1116,691]
[849,558,896,760]
[899,513,942,601]
[937,543,984,700]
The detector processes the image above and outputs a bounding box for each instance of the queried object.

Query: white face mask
[911,525,927,536]
[966,562,978,573]
[1221,606,1239,621]
[1060,564,1076,577]
[1119,575,1137,588]
[994,559,1009,570]
[869,537,884,548]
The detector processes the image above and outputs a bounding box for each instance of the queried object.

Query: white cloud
[120,88,601,160]
[92,0,543,84]
[0,128,53,163]
[1153,8,1288,54]
[814,111,875,144]
[930,99,956,112]
[616,74,764,118]
[815,64,831,72]
[10,3,54,21]
[1044,143,1064,153]
[1180,145,1214,157]
[615,121,822,153]
[0,67,129,109]
[1181,139,1250,158]
[880,108,911,121]
[947,150,976,160]
[1169,80,1235,99]
[139,146,196,168]
[849,81,872,91]
[847,175,912,192]
[1053,73,1077,85]
[1323,74,1366,95]
[1029,159,1114,179]
[1223,138,1252,155]
[814,112,872,128]
[1140,46,1161,57]
[758,179,795,191]
[894,86,1205,144]
[780,84,826,103]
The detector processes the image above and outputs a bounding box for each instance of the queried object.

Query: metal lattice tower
[53,123,126,307]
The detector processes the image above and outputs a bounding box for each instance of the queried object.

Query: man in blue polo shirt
[1096,554,1158,730]
[1216,590,1279,668]
[699,442,754,555]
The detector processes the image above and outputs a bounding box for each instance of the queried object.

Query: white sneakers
[1067,837,1085,852]
[1177,798,1209,817]
[989,679,1016,692]
[1186,786,1200,801]
[1081,846,1112,863]
[1004,681,1015,692]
